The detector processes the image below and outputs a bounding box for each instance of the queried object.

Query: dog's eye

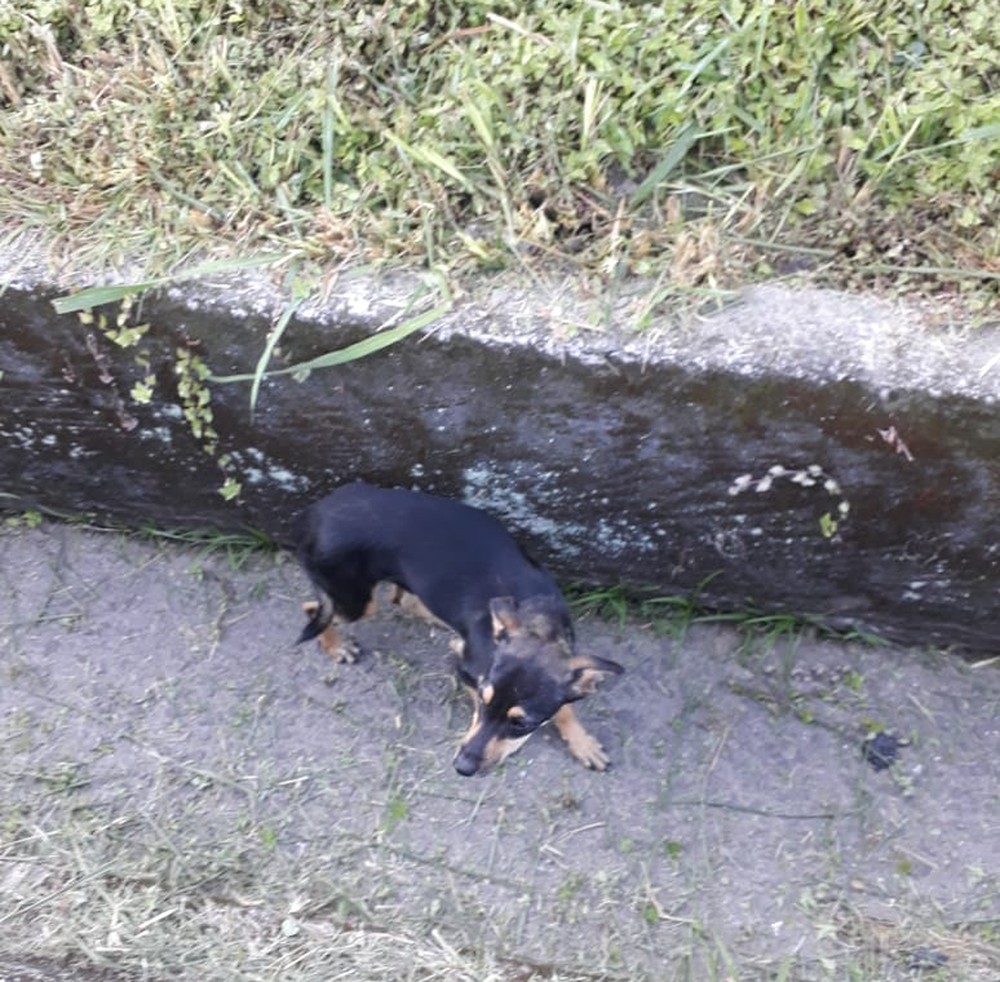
[507,717,534,736]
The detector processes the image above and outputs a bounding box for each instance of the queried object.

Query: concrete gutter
[2,263,998,650]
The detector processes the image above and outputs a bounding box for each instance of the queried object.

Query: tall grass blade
[678,35,732,97]
[53,282,159,314]
[385,132,473,191]
[322,58,339,211]
[248,295,306,419]
[52,254,288,314]
[210,302,450,384]
[630,126,700,207]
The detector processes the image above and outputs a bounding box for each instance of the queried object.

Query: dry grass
[0,754,629,981]
[4,795,998,981]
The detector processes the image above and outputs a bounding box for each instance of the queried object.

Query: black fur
[296,482,622,775]
[296,482,568,681]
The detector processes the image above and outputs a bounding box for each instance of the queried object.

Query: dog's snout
[453,749,479,777]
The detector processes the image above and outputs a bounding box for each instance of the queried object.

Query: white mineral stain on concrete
[231,449,309,491]
[462,462,661,561]
[138,426,172,444]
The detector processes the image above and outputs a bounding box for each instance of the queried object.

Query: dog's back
[296,482,568,652]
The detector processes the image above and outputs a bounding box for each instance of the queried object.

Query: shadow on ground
[1,522,997,981]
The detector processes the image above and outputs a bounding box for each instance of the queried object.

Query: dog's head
[453,596,623,776]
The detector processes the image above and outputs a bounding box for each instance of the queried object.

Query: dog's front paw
[568,730,611,771]
[553,705,612,771]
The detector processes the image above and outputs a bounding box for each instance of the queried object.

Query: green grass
[1,0,997,315]
[568,581,887,652]
[1,505,277,571]
[134,523,278,570]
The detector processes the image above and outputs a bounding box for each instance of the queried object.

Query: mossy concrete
[1,269,998,650]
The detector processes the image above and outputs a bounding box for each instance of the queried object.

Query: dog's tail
[298,592,335,644]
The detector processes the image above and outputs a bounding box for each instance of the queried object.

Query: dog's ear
[489,596,521,639]
[565,654,624,699]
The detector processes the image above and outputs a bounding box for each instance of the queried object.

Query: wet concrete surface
[1,522,998,979]
[2,277,998,652]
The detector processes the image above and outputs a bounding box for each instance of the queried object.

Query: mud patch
[1,523,997,980]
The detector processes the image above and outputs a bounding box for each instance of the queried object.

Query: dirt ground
[1,521,998,981]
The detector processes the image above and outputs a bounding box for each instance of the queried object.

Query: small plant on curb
[173,345,243,501]
[2,509,43,531]
[57,285,249,503]
[79,297,157,408]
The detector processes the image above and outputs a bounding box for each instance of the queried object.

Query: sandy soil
[1,522,997,980]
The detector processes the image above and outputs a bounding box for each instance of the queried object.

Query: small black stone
[906,946,948,971]
[862,731,904,771]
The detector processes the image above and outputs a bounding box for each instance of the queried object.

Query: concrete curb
[2,268,998,650]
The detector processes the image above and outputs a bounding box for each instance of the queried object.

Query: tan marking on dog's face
[481,683,495,705]
[454,686,535,775]
[459,688,482,745]
[476,733,531,772]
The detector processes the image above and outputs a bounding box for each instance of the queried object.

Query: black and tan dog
[296,482,623,776]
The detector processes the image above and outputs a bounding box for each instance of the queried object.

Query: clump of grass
[1,1,996,312]
[135,524,277,570]
[569,581,889,654]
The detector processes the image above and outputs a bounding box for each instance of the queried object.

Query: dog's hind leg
[387,584,446,627]
[300,600,359,664]
[387,585,464,656]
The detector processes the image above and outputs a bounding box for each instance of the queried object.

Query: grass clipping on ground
[1,0,998,311]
